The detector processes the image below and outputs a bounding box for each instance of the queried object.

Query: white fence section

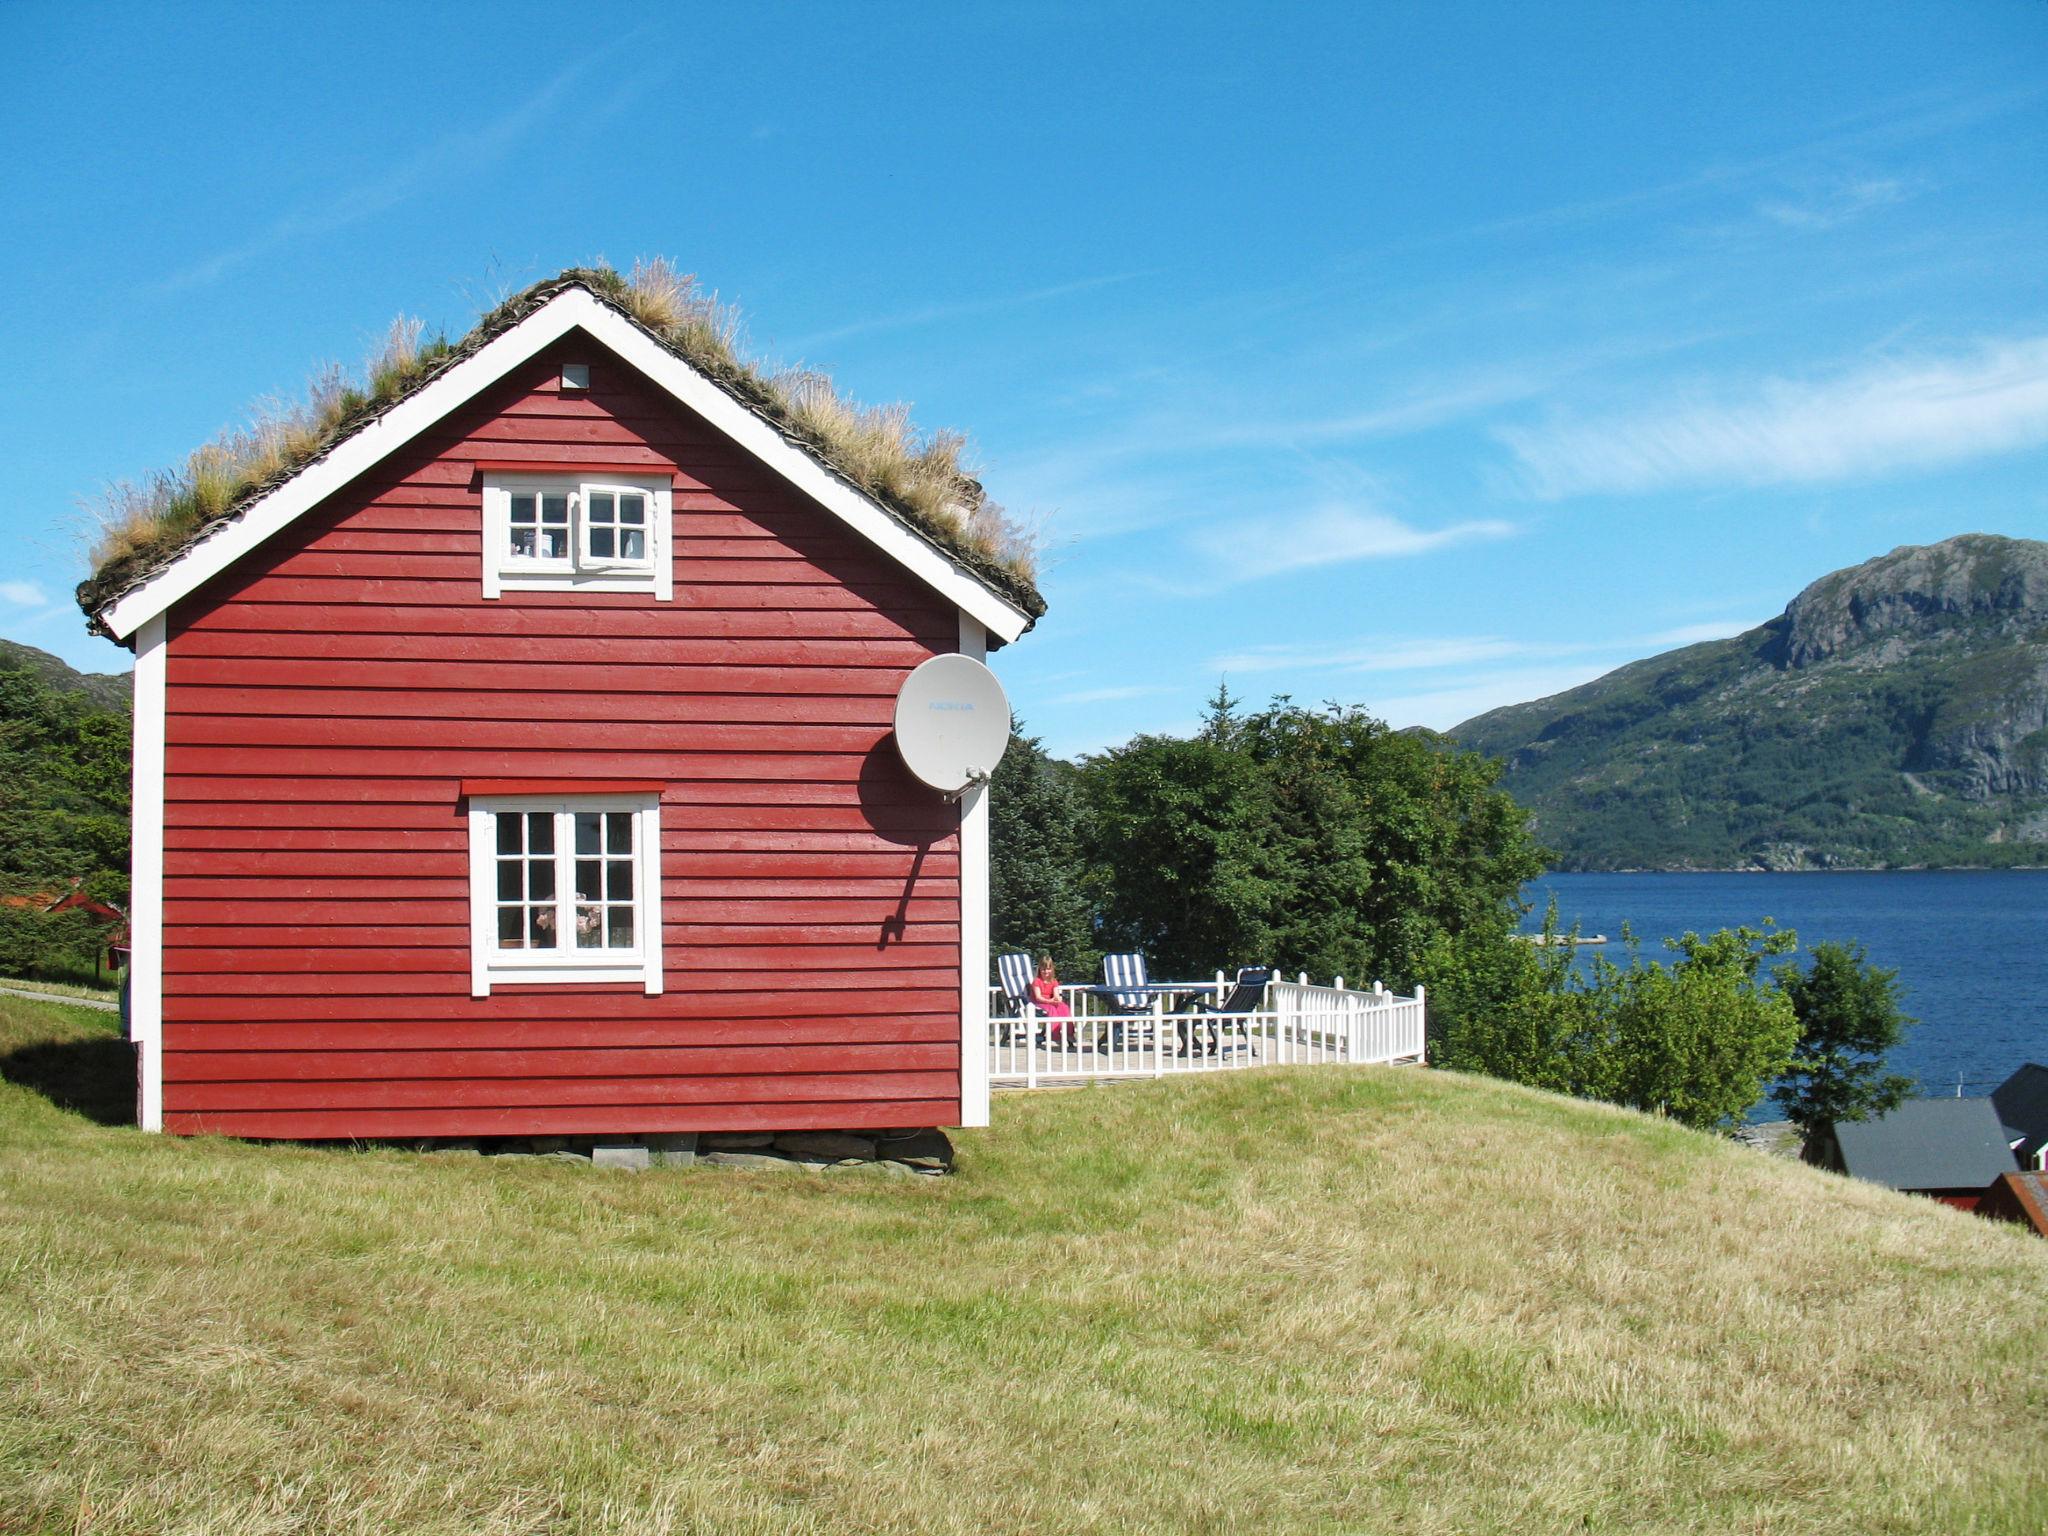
[988,973,1425,1088]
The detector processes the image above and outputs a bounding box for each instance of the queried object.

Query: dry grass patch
[2,995,2044,1534]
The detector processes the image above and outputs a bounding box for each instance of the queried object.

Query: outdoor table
[1080,981,1217,1009]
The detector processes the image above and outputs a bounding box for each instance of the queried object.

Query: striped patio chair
[1101,952,1150,1012]
[996,951,1037,1044]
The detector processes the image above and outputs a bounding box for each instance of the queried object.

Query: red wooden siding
[158,334,966,1137]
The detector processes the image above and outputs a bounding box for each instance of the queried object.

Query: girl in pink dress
[1029,954,1074,1045]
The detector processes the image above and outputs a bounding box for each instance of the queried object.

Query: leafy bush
[1430,918,1802,1130]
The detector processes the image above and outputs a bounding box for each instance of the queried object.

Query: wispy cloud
[1499,335,2048,498]
[1368,663,1626,732]
[1052,683,1175,705]
[156,48,629,293]
[1641,619,1761,647]
[1188,505,1517,585]
[1208,635,1538,676]
[1757,175,1912,230]
[0,580,50,609]
[1210,617,1767,682]
[784,271,1151,352]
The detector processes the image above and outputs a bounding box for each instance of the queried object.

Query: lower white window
[466,794,663,995]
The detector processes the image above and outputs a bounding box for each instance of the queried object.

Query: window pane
[541,494,569,524]
[576,860,600,900]
[496,816,521,855]
[619,494,645,524]
[607,909,634,947]
[496,862,522,901]
[590,528,615,559]
[575,813,600,855]
[575,904,602,948]
[528,814,554,854]
[497,907,524,946]
[619,529,645,561]
[510,527,536,557]
[540,528,566,559]
[529,907,558,950]
[606,861,633,900]
[529,861,555,900]
[510,494,536,522]
[607,813,632,853]
[588,491,614,523]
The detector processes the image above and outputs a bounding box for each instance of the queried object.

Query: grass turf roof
[76,262,1046,632]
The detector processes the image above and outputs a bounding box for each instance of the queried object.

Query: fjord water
[1523,871,2048,1099]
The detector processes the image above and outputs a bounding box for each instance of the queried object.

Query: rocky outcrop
[1769,535,2048,669]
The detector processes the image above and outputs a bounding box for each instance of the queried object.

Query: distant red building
[1978,1172,2048,1238]
[85,276,1040,1139]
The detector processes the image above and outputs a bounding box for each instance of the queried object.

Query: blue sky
[3,1,2045,757]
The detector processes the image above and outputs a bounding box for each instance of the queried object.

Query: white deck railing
[987,974,1425,1087]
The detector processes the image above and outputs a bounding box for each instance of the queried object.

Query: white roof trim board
[98,287,1034,644]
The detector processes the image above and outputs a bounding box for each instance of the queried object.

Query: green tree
[1078,697,1543,987]
[1423,905,1586,1096]
[1585,925,1801,1130]
[1239,703,1544,986]
[0,655,131,908]
[987,727,1095,978]
[1081,733,1290,977]
[1432,920,1803,1132]
[1771,941,1915,1158]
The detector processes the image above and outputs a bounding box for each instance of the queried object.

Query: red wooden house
[86,274,1041,1140]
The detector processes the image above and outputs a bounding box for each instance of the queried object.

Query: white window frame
[482,471,672,599]
[466,793,664,996]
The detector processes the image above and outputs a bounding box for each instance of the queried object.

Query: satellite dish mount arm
[945,766,993,803]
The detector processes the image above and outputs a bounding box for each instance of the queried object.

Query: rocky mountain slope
[1449,534,2048,869]
[0,639,130,712]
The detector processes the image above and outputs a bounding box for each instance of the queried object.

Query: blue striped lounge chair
[996,951,1037,1044]
[1101,951,1151,1011]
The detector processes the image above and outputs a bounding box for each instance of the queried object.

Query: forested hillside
[0,638,131,902]
[1450,535,2048,870]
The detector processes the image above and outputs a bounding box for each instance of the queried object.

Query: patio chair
[1100,951,1151,1048]
[1178,966,1273,1057]
[1101,952,1150,1011]
[995,951,1038,1045]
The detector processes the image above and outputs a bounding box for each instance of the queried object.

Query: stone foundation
[418,1127,955,1176]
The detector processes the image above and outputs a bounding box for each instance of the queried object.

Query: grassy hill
[1450,534,2048,869]
[2,993,2044,1534]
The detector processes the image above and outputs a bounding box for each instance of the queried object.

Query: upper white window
[466,793,664,996]
[482,472,672,599]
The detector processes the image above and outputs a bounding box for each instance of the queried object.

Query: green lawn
[2,994,2044,1535]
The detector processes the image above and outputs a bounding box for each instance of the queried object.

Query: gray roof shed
[1832,1098,2018,1192]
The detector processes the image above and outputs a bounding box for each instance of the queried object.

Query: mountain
[1449,534,2048,870]
[0,639,130,713]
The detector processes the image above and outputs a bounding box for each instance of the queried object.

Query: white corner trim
[100,287,1031,643]
[131,614,167,1131]
[956,612,993,1129]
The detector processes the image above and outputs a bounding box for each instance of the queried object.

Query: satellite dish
[894,654,1011,796]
